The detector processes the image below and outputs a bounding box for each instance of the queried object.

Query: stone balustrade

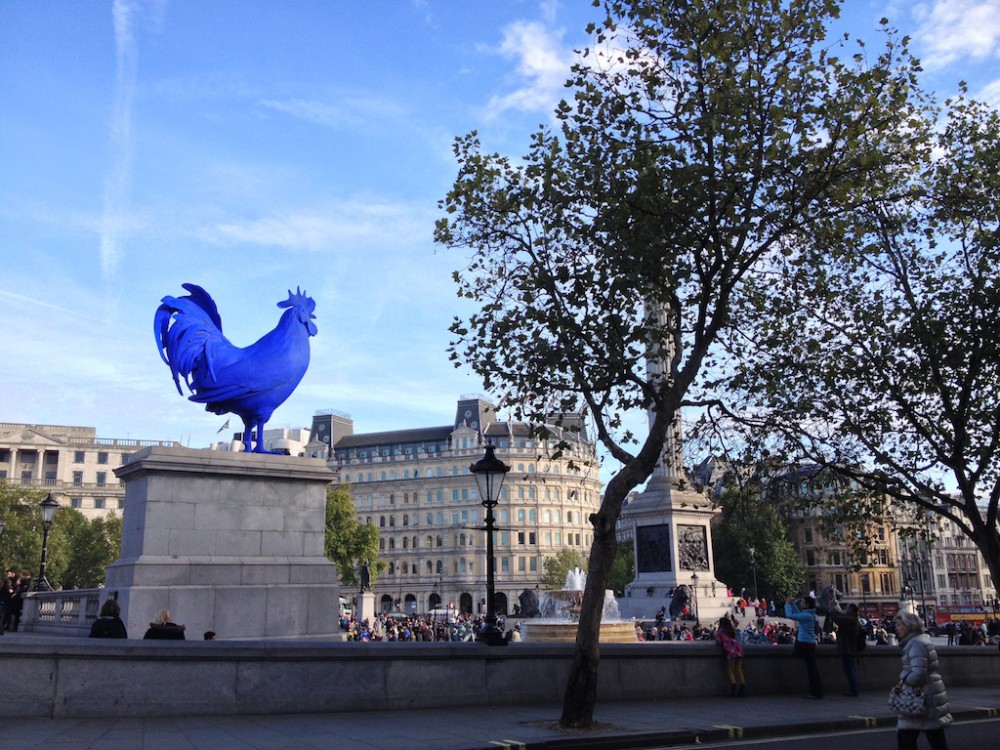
[20,589,101,636]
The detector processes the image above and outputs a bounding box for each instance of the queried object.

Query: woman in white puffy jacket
[893,611,952,750]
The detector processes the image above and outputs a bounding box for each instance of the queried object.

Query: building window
[97,452,109,465]
[70,498,82,509]
[74,451,85,463]
[73,471,83,486]
[96,472,107,486]
[94,498,105,509]
[117,499,124,509]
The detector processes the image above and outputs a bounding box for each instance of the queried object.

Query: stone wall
[2,638,996,719]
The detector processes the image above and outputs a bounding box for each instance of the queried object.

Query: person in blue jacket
[785,596,824,699]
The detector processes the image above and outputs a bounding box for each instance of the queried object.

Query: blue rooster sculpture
[154,283,317,453]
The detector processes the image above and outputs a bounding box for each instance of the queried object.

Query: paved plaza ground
[0,685,996,750]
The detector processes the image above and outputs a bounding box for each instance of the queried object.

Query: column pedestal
[619,479,729,623]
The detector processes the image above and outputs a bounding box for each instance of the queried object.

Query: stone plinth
[105,446,340,639]
[620,482,729,624]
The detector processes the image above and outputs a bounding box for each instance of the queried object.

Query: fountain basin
[519,620,638,643]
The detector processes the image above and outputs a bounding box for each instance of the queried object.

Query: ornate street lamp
[690,572,700,625]
[748,546,759,601]
[35,493,60,591]
[470,443,511,646]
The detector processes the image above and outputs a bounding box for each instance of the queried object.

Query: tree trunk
[971,522,1000,602]
[560,519,616,727]
[559,476,634,727]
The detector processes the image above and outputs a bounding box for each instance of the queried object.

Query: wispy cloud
[912,0,1000,68]
[259,96,407,131]
[202,200,432,252]
[100,0,141,280]
[486,20,578,116]
[977,77,1000,107]
[0,289,78,316]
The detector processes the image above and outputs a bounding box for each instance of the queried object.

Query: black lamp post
[748,546,759,601]
[470,443,511,646]
[690,572,700,625]
[35,493,60,591]
[915,562,929,627]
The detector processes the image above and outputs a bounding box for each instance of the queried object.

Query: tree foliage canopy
[542,548,587,589]
[708,92,1000,595]
[0,482,121,588]
[436,0,933,728]
[324,484,383,589]
[712,478,803,602]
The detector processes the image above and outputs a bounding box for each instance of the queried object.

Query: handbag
[888,681,927,717]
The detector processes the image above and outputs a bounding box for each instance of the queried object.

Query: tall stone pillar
[618,301,728,623]
[105,446,341,640]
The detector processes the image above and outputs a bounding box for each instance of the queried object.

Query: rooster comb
[277,287,316,313]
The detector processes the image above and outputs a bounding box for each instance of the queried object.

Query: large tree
[53,511,122,589]
[324,484,383,590]
[0,484,122,588]
[711,478,803,602]
[542,548,587,590]
[0,481,49,576]
[437,0,929,727]
[716,91,1000,597]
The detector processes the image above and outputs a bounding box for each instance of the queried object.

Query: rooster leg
[240,418,254,453]
[252,417,267,453]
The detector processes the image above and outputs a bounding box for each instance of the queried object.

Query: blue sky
[2,1,998,465]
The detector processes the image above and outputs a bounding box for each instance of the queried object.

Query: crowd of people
[339,611,507,642]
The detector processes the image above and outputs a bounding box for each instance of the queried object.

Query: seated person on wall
[89,599,128,639]
[143,609,186,640]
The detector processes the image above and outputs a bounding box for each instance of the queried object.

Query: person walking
[785,595,824,699]
[716,616,746,697]
[829,602,862,696]
[893,611,952,750]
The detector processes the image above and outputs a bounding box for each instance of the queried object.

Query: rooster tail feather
[180,283,223,333]
[154,303,186,395]
[154,292,227,395]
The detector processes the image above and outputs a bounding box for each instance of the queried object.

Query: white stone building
[0,422,179,520]
[318,396,603,616]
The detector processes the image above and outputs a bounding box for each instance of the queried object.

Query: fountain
[517,568,637,643]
